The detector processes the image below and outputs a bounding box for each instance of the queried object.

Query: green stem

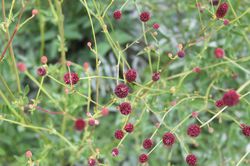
[0,89,23,121]
[0,75,15,100]
[55,0,67,68]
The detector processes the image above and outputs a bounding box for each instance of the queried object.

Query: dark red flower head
[124,123,134,133]
[88,158,96,166]
[214,48,225,58]
[88,118,96,126]
[64,72,79,84]
[114,130,124,140]
[153,23,160,29]
[222,90,240,107]
[215,99,224,108]
[143,138,154,149]
[177,50,185,58]
[186,154,197,166]
[119,102,132,115]
[125,69,137,82]
[113,10,122,20]
[210,0,219,6]
[192,67,201,73]
[216,2,229,18]
[37,67,47,76]
[139,153,148,163]
[187,124,201,137]
[162,132,175,146]
[140,11,151,22]
[75,118,86,131]
[224,19,230,25]
[112,148,119,157]
[241,124,250,137]
[152,72,160,81]
[114,83,129,98]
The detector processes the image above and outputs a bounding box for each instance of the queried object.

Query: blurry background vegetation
[0,0,250,165]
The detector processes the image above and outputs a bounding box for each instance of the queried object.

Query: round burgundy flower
[112,148,119,156]
[114,83,129,98]
[210,0,219,6]
[177,50,185,58]
[216,2,229,18]
[114,130,124,140]
[224,19,230,25]
[37,67,47,76]
[162,132,175,146]
[186,154,197,166]
[192,67,201,73]
[74,118,86,131]
[214,48,225,58]
[152,72,160,81]
[187,124,201,137]
[64,72,79,85]
[119,102,132,115]
[215,99,224,108]
[113,10,122,20]
[143,138,154,149]
[153,23,160,29]
[125,69,137,82]
[124,123,134,133]
[140,11,150,22]
[88,158,96,166]
[222,90,240,107]
[241,124,250,137]
[88,118,96,126]
[139,153,148,163]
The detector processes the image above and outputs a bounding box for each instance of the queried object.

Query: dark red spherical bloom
[153,23,160,29]
[210,0,219,6]
[114,83,129,98]
[64,72,79,85]
[74,118,86,131]
[139,154,148,163]
[162,132,175,146]
[222,90,240,107]
[143,138,154,149]
[177,50,185,58]
[112,148,119,156]
[186,154,197,166]
[224,19,230,25]
[88,158,96,166]
[214,48,225,58]
[37,67,47,76]
[113,10,122,20]
[125,69,137,82]
[152,72,160,81]
[114,130,124,140]
[241,124,250,137]
[187,124,201,137]
[192,67,201,73]
[119,102,132,115]
[140,11,150,22]
[124,123,134,133]
[88,118,96,126]
[215,99,224,108]
[216,2,229,18]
